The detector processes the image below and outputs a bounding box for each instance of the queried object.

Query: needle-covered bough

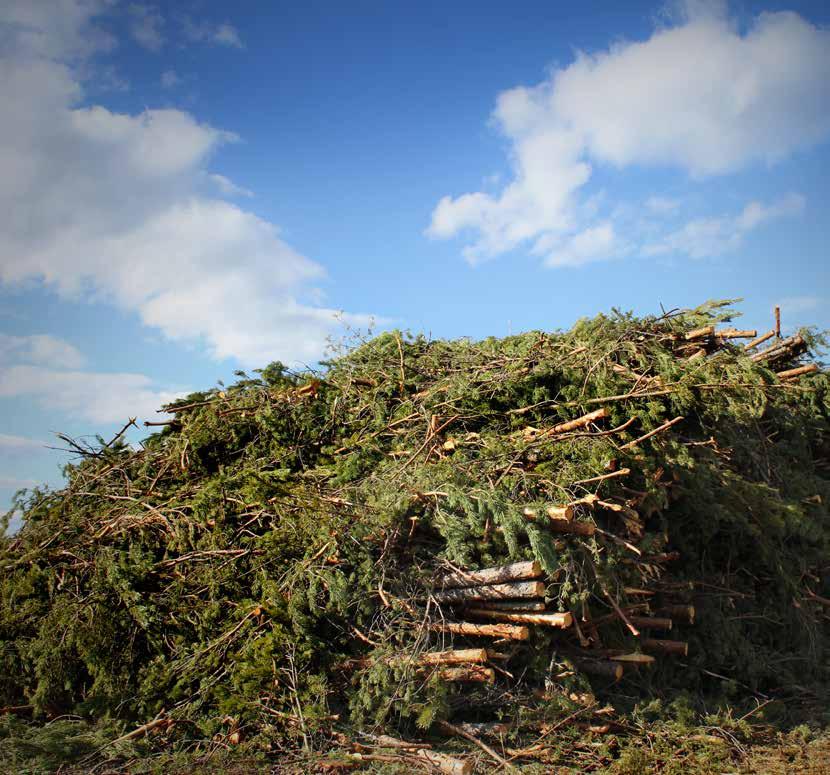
[1,300,828,771]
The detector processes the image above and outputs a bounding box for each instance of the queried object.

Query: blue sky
[1,0,829,519]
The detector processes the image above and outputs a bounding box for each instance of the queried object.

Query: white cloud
[160,68,180,89]
[544,222,621,268]
[0,476,38,489]
[181,16,243,48]
[776,295,821,315]
[0,433,47,455]
[644,193,804,258]
[128,3,164,51]
[428,1,830,266]
[208,172,253,198]
[0,365,185,424]
[0,334,85,369]
[0,1,372,368]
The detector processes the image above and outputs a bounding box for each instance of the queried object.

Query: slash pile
[1,300,829,770]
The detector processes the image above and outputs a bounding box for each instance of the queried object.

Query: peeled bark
[609,653,655,665]
[777,363,818,380]
[465,609,573,629]
[438,665,495,683]
[436,560,542,590]
[743,330,775,351]
[429,621,530,640]
[431,580,546,604]
[684,325,715,340]
[716,328,756,340]
[420,649,488,666]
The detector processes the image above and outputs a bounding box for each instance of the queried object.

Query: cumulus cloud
[0,334,85,369]
[428,1,830,266]
[644,193,804,258]
[0,1,371,367]
[0,365,184,423]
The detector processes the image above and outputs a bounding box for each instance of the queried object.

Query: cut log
[684,325,714,340]
[609,653,655,665]
[716,329,757,340]
[619,416,684,451]
[743,330,775,351]
[576,660,624,681]
[468,599,546,612]
[627,616,673,631]
[641,638,689,656]
[750,334,805,363]
[429,622,530,640]
[777,363,818,380]
[431,580,546,604]
[436,560,542,589]
[657,604,695,624]
[416,749,472,775]
[550,407,609,435]
[465,609,573,629]
[420,649,488,666]
[438,665,495,683]
[547,520,595,537]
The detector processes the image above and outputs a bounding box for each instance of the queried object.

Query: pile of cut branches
[1,300,828,772]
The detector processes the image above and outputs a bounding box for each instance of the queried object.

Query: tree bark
[465,609,573,628]
[641,638,688,656]
[430,580,545,604]
[429,621,530,640]
[436,560,542,589]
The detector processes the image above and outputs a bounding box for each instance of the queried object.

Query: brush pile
[1,300,829,770]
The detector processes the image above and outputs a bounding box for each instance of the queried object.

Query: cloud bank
[0,0,369,367]
[428,2,830,267]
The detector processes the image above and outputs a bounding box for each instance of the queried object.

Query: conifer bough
[1,299,827,769]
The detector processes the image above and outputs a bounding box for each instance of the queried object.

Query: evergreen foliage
[1,300,828,770]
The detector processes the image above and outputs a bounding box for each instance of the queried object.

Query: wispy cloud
[0,1,372,367]
[160,69,181,89]
[181,17,244,48]
[128,3,165,52]
[0,334,85,370]
[428,1,830,268]
[0,433,47,455]
[644,193,805,259]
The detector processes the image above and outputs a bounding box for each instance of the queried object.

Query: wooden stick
[549,407,609,435]
[429,621,530,640]
[627,616,673,631]
[777,364,818,380]
[468,599,546,612]
[716,328,756,340]
[437,560,542,589]
[775,305,781,338]
[438,666,495,683]
[420,649,488,666]
[619,416,683,451]
[572,467,631,486]
[576,660,623,681]
[602,586,640,636]
[465,609,573,628]
[430,580,546,604]
[684,325,714,340]
[109,714,169,746]
[641,638,689,656]
[437,721,516,772]
[609,653,655,665]
[750,334,804,362]
[454,721,509,737]
[743,330,775,350]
